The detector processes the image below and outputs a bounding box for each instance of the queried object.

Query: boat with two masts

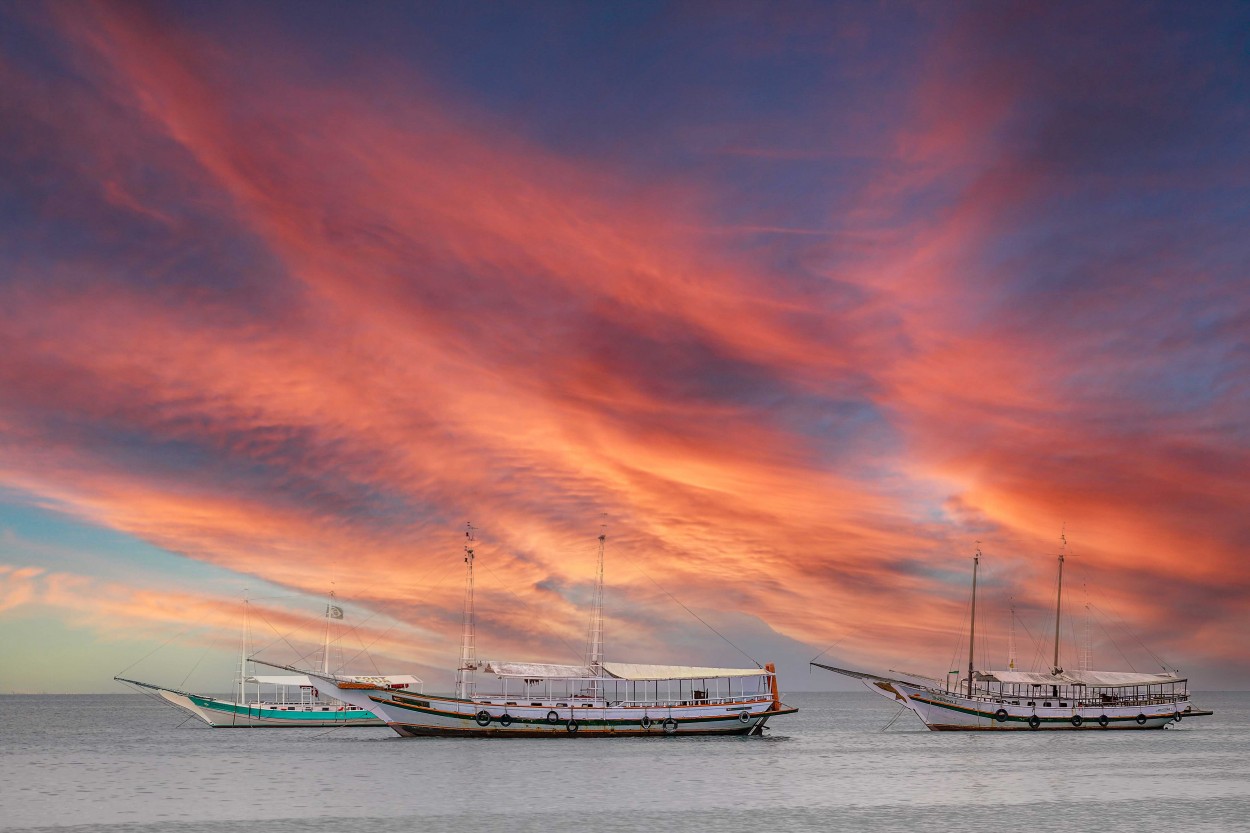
[814,537,1212,730]
[277,527,797,737]
[116,595,420,727]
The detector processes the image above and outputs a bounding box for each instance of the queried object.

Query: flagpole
[322,590,335,675]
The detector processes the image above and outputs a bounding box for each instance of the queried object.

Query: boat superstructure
[815,539,1212,730]
[116,595,420,727]
[285,526,797,737]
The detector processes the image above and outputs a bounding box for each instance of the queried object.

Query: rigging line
[809,633,852,664]
[1089,606,1136,672]
[1013,612,1045,672]
[317,550,466,669]
[338,623,396,673]
[249,605,326,657]
[948,575,975,681]
[348,622,384,676]
[311,609,384,667]
[345,622,394,661]
[115,624,202,676]
[630,562,760,668]
[478,559,584,662]
[251,601,379,664]
[178,643,213,689]
[118,679,172,710]
[881,703,908,732]
[252,608,318,666]
[1094,603,1172,671]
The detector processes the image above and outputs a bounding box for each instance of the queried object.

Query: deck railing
[471,694,773,709]
[968,692,1190,709]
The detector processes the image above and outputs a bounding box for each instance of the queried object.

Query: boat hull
[151,687,384,727]
[866,679,1209,731]
[317,677,794,737]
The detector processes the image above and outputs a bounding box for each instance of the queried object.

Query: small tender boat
[274,528,797,737]
[814,539,1213,730]
[116,596,420,727]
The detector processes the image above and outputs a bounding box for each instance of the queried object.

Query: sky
[1,1,1248,694]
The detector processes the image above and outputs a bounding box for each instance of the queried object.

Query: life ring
[994,709,1009,723]
[662,717,678,734]
[640,715,652,729]
[1136,713,1148,725]
[499,713,513,727]
[566,719,579,733]
[1028,714,1041,729]
[738,711,752,724]
[546,710,560,724]
[475,710,492,726]
[1070,714,1083,727]
[1098,714,1109,727]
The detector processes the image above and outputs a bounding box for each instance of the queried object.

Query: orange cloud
[1,1,1246,688]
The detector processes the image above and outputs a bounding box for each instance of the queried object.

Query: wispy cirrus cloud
[0,1,1247,687]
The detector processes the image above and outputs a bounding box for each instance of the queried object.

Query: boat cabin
[471,662,775,708]
[244,673,423,709]
[967,669,1188,709]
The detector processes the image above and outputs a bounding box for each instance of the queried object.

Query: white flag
[327,605,344,619]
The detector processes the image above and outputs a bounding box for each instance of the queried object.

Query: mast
[1008,599,1016,671]
[586,527,606,673]
[584,526,607,699]
[1052,530,1067,673]
[455,523,478,700]
[1080,601,1092,671]
[967,545,980,697]
[238,596,249,705]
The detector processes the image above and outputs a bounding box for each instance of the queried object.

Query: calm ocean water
[2,691,1246,832]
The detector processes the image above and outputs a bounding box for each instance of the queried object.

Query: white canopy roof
[601,663,766,680]
[481,661,767,681]
[481,662,593,679]
[977,669,1183,687]
[249,674,422,686]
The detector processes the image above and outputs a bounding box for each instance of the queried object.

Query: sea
[2,691,1247,833]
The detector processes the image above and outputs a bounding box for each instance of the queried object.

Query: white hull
[865,678,1207,731]
[116,677,384,727]
[313,674,793,737]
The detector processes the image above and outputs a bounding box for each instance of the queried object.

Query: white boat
[814,539,1213,730]
[116,596,421,727]
[273,527,797,737]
